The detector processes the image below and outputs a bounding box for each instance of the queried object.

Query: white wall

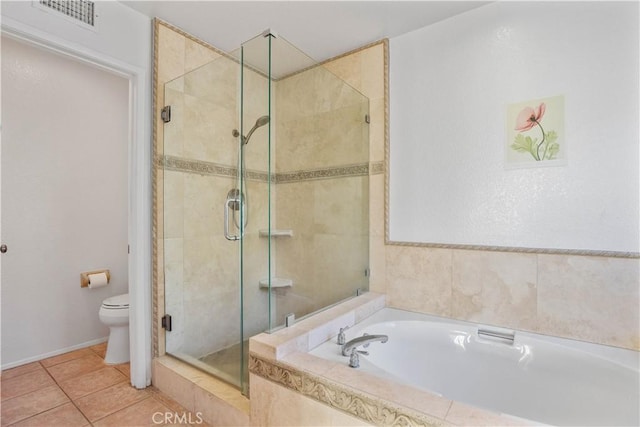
[0,1,152,369]
[1,1,151,72]
[1,36,130,366]
[389,1,639,253]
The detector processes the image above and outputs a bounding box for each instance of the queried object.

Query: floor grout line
[87,395,155,426]
[2,344,191,427]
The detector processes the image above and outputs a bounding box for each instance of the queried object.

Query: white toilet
[98,293,130,364]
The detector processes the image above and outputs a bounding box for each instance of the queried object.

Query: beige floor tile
[92,397,171,427]
[11,402,90,427]
[45,354,105,383]
[0,362,44,381]
[1,369,55,401]
[40,349,94,368]
[59,367,128,400]
[75,381,150,422]
[89,343,108,359]
[0,385,69,426]
[114,363,130,380]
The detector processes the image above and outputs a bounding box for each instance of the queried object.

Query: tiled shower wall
[154,20,384,356]
[273,65,372,323]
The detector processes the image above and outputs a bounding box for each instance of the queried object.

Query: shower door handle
[224,197,240,241]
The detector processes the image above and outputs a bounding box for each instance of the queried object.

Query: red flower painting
[511,101,558,161]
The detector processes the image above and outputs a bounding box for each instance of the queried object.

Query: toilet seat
[101,293,129,310]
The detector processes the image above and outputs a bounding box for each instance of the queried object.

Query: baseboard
[1,337,109,371]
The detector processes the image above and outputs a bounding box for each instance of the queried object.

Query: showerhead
[255,115,270,128]
[243,115,270,145]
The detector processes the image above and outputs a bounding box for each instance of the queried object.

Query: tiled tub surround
[384,247,640,351]
[249,293,539,426]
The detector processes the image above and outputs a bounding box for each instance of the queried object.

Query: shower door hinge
[161,314,172,331]
[285,313,295,327]
[161,105,171,123]
[365,114,370,124]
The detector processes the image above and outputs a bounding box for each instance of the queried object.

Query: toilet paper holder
[80,269,111,288]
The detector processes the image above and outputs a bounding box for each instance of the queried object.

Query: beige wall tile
[194,386,250,427]
[162,170,183,239]
[359,44,385,101]
[182,173,224,239]
[152,359,195,411]
[354,293,386,322]
[185,40,221,73]
[369,174,385,238]
[386,245,453,317]
[368,98,385,162]
[306,311,356,350]
[452,250,537,330]
[537,255,640,349]
[368,235,387,294]
[157,25,185,85]
[163,86,185,157]
[322,51,363,94]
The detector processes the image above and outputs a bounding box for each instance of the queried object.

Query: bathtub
[310,308,639,426]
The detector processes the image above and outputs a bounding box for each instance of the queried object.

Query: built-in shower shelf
[259,229,293,238]
[259,278,293,289]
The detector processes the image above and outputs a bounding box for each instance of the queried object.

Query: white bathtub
[310,308,639,426]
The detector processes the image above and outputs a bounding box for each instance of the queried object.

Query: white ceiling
[121,1,490,63]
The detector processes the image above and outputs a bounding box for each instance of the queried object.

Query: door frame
[1,17,152,389]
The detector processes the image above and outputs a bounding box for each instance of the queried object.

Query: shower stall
[162,31,370,394]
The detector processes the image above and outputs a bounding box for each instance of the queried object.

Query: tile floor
[0,343,209,426]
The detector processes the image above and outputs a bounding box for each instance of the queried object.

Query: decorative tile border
[386,240,640,259]
[249,354,443,427]
[161,155,382,183]
[370,161,385,175]
[161,155,237,178]
[276,164,369,183]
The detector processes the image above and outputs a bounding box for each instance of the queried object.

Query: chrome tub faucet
[341,334,388,368]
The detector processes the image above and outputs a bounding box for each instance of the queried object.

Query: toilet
[98,293,130,364]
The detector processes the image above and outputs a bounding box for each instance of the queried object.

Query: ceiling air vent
[38,0,96,27]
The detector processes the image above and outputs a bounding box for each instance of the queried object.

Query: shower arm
[234,115,269,145]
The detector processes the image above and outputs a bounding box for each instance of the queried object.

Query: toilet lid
[102,293,129,308]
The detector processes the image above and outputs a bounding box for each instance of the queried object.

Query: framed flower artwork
[505,95,565,169]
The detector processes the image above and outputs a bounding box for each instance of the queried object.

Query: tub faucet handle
[337,326,349,345]
[348,348,368,368]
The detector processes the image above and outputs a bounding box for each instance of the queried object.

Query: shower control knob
[0,244,7,253]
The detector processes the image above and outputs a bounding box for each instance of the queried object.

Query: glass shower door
[162,53,245,388]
